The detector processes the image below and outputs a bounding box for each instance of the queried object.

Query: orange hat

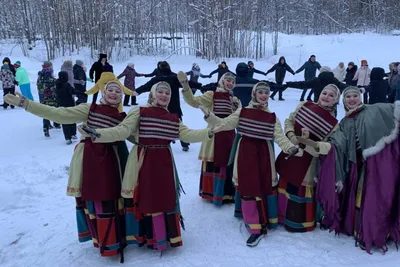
[361,59,368,65]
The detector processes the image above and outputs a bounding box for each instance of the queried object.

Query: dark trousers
[300,88,313,101]
[62,124,77,140]
[358,86,368,104]
[92,91,99,104]
[270,82,283,99]
[2,87,15,108]
[43,119,60,130]
[176,113,189,148]
[123,94,137,105]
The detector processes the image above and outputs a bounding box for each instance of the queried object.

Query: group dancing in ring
[4,69,400,261]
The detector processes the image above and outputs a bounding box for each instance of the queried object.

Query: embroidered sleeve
[178,122,211,143]
[274,116,295,153]
[26,101,90,124]
[93,108,140,143]
[182,89,213,109]
[284,101,306,135]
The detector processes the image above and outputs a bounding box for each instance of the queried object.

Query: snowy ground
[0,33,400,267]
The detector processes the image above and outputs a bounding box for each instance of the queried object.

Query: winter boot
[10,105,14,109]
[270,96,275,100]
[66,139,72,145]
[44,128,50,137]
[71,135,78,140]
[54,124,61,129]
[246,234,264,247]
[278,97,285,101]
[182,147,189,152]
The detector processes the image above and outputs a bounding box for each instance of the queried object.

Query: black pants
[270,82,283,99]
[123,94,137,105]
[176,113,189,148]
[2,87,15,108]
[43,119,60,130]
[92,91,99,104]
[300,88,313,101]
[62,124,77,140]
[358,86,368,104]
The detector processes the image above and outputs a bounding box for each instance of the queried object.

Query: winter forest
[2,0,400,61]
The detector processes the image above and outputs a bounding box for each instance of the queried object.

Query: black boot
[44,128,50,137]
[246,234,264,247]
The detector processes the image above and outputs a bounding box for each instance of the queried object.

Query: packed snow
[0,33,399,267]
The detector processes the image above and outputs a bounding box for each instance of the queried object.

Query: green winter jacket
[16,67,30,85]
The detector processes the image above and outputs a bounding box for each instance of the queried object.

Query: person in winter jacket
[209,61,236,81]
[55,71,77,144]
[185,63,209,94]
[286,66,348,104]
[295,55,321,101]
[395,65,400,101]
[344,62,358,86]
[37,61,60,136]
[73,60,87,105]
[353,59,371,103]
[61,60,75,89]
[233,62,260,106]
[266,56,295,100]
[89,53,111,103]
[332,62,346,82]
[117,63,144,106]
[135,61,203,151]
[0,61,16,109]
[387,62,400,103]
[247,61,265,78]
[14,61,34,101]
[364,67,389,104]
[144,61,162,78]
[2,57,16,76]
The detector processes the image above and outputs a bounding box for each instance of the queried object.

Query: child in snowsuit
[56,71,77,144]
[37,61,60,136]
[14,61,34,101]
[0,61,16,109]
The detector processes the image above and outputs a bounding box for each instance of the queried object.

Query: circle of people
[2,53,400,262]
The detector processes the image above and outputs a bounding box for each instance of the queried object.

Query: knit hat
[14,61,21,68]
[248,61,254,65]
[62,60,73,68]
[42,61,52,68]
[348,61,355,66]
[75,59,84,66]
[319,66,331,73]
[361,59,368,65]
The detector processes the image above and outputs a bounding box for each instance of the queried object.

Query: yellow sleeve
[85,83,100,95]
[178,122,212,143]
[93,107,140,143]
[315,142,332,155]
[284,101,306,135]
[205,108,240,130]
[182,90,213,109]
[274,116,295,153]
[25,101,90,124]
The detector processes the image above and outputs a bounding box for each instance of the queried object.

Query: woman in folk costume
[82,81,214,251]
[85,65,133,111]
[4,82,130,261]
[275,84,339,233]
[178,71,240,206]
[296,86,400,253]
[199,82,300,247]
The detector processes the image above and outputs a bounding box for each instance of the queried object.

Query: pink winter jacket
[353,67,371,86]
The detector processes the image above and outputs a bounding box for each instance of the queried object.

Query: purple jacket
[117,66,144,90]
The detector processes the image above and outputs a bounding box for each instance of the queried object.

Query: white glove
[335,180,343,193]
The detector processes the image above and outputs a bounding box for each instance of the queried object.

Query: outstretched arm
[93,108,140,143]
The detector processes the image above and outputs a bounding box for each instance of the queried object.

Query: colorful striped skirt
[199,161,235,206]
[277,178,316,232]
[124,199,183,251]
[75,198,126,257]
[234,187,278,234]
